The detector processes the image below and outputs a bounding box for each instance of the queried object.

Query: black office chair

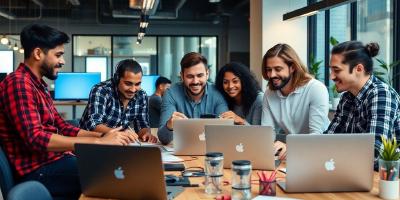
[7,181,52,200]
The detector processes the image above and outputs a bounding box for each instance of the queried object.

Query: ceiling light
[13,43,18,51]
[0,36,8,45]
[129,0,142,9]
[142,0,155,11]
[67,0,80,6]
[140,21,149,28]
[19,48,24,54]
[283,0,356,21]
[209,0,221,3]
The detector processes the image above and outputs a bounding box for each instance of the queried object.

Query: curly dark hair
[216,62,261,116]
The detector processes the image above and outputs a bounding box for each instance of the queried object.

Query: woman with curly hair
[215,62,263,125]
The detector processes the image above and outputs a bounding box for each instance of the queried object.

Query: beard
[185,83,206,96]
[40,61,59,80]
[270,74,292,90]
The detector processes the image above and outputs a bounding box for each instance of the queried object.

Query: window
[86,57,107,81]
[73,35,218,84]
[157,36,200,83]
[357,0,393,83]
[73,36,112,79]
[201,37,217,82]
[113,36,157,75]
[0,50,13,73]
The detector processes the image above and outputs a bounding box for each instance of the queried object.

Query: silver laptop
[278,134,374,193]
[205,125,275,170]
[173,118,234,155]
[75,144,182,200]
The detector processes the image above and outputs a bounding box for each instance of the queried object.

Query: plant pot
[379,159,400,199]
[331,98,340,110]
[379,179,399,200]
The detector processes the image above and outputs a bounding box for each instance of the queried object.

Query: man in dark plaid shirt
[0,24,135,199]
[79,59,158,143]
[325,41,400,168]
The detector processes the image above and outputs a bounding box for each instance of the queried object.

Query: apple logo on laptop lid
[114,166,125,179]
[235,143,244,153]
[198,131,206,141]
[325,159,335,171]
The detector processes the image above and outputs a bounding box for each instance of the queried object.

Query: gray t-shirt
[157,82,228,144]
[148,94,162,128]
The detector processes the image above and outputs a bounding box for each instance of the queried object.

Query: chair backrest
[7,181,52,200]
[0,146,14,197]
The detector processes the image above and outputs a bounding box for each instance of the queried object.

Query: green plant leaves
[329,36,339,46]
[379,135,400,161]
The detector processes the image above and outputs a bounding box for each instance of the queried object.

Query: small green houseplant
[374,58,400,86]
[309,53,323,80]
[378,135,400,199]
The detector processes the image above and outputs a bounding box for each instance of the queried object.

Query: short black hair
[20,24,69,59]
[113,59,143,84]
[331,41,379,74]
[155,76,171,88]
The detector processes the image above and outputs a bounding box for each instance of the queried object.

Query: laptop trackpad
[166,186,184,200]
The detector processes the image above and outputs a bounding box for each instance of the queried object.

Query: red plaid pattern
[0,63,80,177]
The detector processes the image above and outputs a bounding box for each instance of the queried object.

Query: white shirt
[261,79,330,135]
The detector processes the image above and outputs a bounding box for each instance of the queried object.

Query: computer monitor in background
[55,72,101,101]
[0,73,7,82]
[141,75,159,95]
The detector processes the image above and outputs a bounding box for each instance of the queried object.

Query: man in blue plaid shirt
[80,59,157,143]
[325,41,400,168]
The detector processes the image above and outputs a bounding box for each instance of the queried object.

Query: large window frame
[308,0,398,92]
[72,34,219,82]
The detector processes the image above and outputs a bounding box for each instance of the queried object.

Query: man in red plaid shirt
[0,24,136,199]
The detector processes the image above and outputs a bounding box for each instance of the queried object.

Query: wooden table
[80,156,383,200]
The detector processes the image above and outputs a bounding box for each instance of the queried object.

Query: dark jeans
[20,154,81,200]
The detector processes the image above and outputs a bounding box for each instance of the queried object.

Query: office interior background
[0,0,398,120]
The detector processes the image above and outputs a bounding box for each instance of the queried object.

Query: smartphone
[200,114,217,118]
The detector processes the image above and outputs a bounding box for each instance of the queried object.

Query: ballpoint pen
[128,126,141,146]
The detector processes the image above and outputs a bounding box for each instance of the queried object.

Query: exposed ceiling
[0,0,249,25]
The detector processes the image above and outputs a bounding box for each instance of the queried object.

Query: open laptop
[75,144,183,200]
[173,118,234,155]
[205,125,276,170]
[278,134,374,193]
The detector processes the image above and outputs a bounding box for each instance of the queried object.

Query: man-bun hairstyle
[331,41,379,74]
[365,42,380,58]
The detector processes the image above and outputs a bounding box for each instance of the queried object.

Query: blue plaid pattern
[79,80,149,132]
[325,75,400,162]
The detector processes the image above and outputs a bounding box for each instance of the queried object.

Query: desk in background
[53,101,87,120]
[80,156,382,200]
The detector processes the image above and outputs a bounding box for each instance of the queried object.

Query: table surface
[80,155,384,200]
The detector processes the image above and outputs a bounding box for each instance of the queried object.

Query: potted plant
[378,135,400,200]
[331,85,340,110]
[309,53,323,80]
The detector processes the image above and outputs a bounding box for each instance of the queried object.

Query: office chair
[0,146,15,198]
[7,181,52,200]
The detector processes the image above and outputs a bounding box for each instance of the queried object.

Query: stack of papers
[161,152,183,163]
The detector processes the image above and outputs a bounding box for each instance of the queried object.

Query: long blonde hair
[262,43,312,90]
